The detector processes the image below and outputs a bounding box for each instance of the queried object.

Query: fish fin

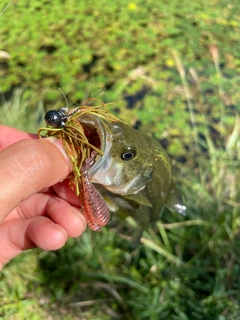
[102,195,118,212]
[165,182,186,215]
[123,194,153,207]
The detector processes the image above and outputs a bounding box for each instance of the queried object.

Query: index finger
[0,125,37,149]
[0,136,71,222]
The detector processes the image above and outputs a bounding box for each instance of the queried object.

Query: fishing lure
[80,151,110,231]
[39,97,119,231]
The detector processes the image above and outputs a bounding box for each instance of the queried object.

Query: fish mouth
[77,114,111,176]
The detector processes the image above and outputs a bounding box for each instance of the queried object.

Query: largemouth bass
[41,102,184,244]
[77,114,173,230]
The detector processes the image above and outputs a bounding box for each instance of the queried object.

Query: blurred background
[1,0,240,319]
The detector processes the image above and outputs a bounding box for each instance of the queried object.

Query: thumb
[0,138,71,222]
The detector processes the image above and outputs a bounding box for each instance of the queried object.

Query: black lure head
[44,107,68,128]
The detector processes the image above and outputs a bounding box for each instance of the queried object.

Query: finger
[53,180,80,206]
[0,217,68,269]
[0,138,71,222]
[12,193,86,237]
[0,125,37,149]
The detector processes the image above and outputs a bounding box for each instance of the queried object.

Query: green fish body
[78,115,172,231]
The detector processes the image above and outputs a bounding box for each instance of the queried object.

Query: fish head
[78,115,156,195]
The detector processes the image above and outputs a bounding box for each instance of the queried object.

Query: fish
[41,103,185,245]
[76,114,177,243]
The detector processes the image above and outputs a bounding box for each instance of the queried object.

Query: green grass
[1,55,240,319]
[1,0,240,319]
[1,0,240,160]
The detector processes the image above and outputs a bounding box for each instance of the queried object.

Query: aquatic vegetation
[1,1,240,319]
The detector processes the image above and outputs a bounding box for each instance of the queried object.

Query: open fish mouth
[77,114,111,176]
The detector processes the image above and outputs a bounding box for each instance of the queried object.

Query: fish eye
[121,148,136,161]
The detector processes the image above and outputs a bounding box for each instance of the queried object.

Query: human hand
[0,125,86,269]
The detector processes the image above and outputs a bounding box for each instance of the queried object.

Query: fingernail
[52,224,68,242]
[46,137,70,164]
[71,206,87,233]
